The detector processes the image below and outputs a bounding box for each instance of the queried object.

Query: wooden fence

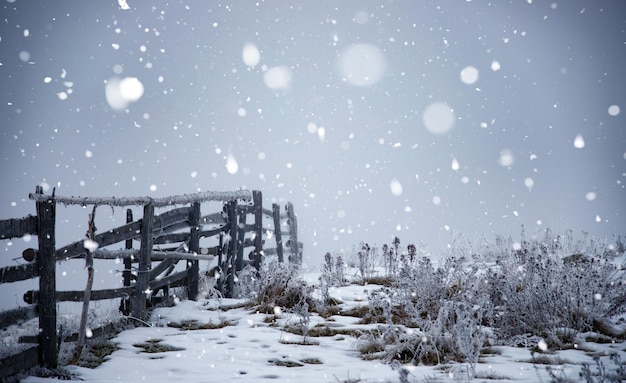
[0,186,301,378]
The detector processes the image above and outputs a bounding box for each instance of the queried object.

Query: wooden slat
[24,286,134,304]
[149,258,177,280]
[261,208,273,217]
[82,249,215,261]
[0,215,37,239]
[153,232,189,244]
[0,305,37,328]
[0,262,38,284]
[55,207,191,261]
[150,269,188,291]
[200,227,226,238]
[0,346,39,379]
[201,212,227,225]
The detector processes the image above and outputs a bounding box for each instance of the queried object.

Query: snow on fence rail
[0,186,302,378]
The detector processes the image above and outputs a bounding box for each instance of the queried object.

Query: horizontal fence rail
[0,187,302,379]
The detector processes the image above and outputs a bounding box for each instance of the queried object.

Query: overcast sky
[1,0,625,270]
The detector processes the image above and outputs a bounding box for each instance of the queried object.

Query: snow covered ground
[19,276,626,383]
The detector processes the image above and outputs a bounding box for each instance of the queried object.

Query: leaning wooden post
[286,202,300,264]
[132,203,154,320]
[272,203,284,263]
[252,191,263,269]
[35,185,57,368]
[121,209,133,315]
[187,202,200,300]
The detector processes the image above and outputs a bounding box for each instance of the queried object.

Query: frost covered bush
[355,229,626,369]
[250,260,314,314]
[485,231,626,345]
[318,251,348,307]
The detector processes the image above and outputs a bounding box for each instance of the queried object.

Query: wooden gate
[0,187,302,377]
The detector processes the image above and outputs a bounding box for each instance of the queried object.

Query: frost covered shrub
[485,232,626,345]
[251,260,313,314]
[355,229,625,369]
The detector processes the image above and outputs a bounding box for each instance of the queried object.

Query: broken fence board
[0,262,38,284]
[0,215,37,239]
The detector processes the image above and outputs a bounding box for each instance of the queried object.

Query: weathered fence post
[286,202,300,264]
[236,206,246,272]
[216,232,224,294]
[132,203,154,320]
[121,209,133,315]
[187,202,200,300]
[252,191,263,269]
[35,186,57,368]
[272,203,284,263]
[224,200,238,298]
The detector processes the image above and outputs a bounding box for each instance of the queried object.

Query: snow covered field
[18,271,626,383]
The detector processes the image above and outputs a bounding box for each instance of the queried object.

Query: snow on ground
[19,279,626,383]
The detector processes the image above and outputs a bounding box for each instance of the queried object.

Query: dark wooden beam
[24,286,134,304]
[0,215,37,239]
[187,202,200,300]
[0,262,38,284]
[35,186,57,369]
[132,203,154,320]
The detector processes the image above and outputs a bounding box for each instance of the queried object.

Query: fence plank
[0,305,37,329]
[0,215,37,239]
[272,203,284,263]
[149,258,176,280]
[24,286,134,304]
[286,202,300,264]
[55,207,191,261]
[0,346,39,379]
[149,269,188,291]
[29,190,253,207]
[35,186,57,369]
[83,249,214,261]
[201,212,227,225]
[153,232,189,244]
[132,203,154,320]
[0,262,38,284]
